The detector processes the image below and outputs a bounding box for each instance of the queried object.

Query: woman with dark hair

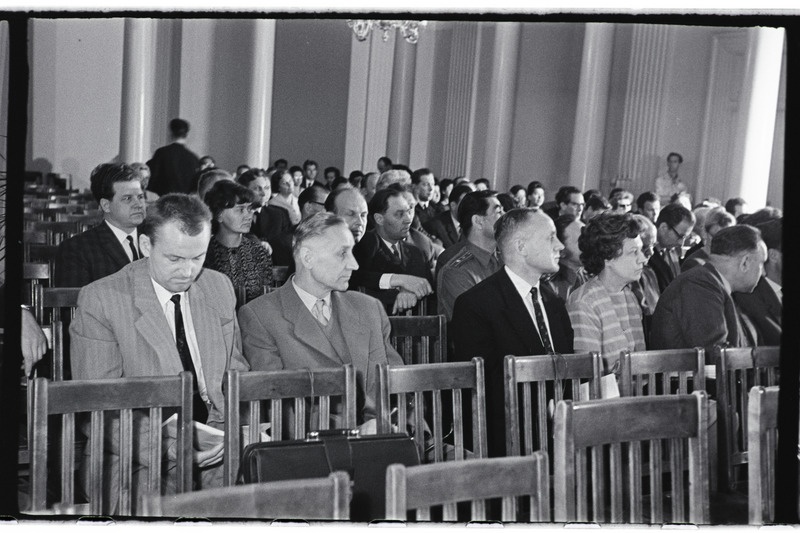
[268,169,301,225]
[566,213,648,358]
[203,180,273,304]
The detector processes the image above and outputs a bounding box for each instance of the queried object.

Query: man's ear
[139,234,152,258]
[99,198,111,214]
[297,245,313,269]
[374,212,385,227]
[767,248,780,264]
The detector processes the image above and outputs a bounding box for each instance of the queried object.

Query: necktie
[391,244,401,261]
[126,235,139,261]
[170,294,208,423]
[530,287,554,354]
[312,298,330,326]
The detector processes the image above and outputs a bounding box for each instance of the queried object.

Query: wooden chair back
[223,366,357,486]
[715,346,780,492]
[376,358,487,463]
[748,385,780,524]
[619,348,705,397]
[553,392,710,524]
[29,373,194,515]
[388,315,447,365]
[142,472,350,519]
[504,352,602,458]
[24,262,52,307]
[385,453,550,522]
[28,221,81,245]
[35,286,81,325]
[27,243,59,268]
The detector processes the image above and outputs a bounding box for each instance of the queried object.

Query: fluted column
[616,25,672,194]
[735,27,784,209]
[569,23,614,191]
[246,19,276,169]
[386,37,416,165]
[119,18,155,164]
[482,22,520,192]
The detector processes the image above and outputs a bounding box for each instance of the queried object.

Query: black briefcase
[239,429,420,521]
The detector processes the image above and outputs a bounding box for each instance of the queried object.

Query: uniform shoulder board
[450,250,474,269]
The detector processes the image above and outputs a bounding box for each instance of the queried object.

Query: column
[482,22,520,192]
[246,19,276,169]
[386,37,416,165]
[408,22,438,169]
[119,18,155,164]
[735,27,784,209]
[569,23,614,191]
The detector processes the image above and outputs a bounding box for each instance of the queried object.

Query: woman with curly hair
[566,212,648,359]
[203,180,273,305]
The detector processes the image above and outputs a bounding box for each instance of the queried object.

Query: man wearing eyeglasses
[298,184,329,221]
[551,185,585,221]
[650,203,696,293]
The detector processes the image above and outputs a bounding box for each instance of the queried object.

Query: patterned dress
[204,235,273,304]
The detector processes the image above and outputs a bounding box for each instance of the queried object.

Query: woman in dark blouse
[203,180,273,305]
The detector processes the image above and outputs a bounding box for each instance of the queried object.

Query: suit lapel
[97,222,133,267]
[496,271,544,354]
[279,282,344,365]
[332,293,368,366]
[187,281,226,385]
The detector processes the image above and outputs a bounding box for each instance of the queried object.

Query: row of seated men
[22,160,781,514]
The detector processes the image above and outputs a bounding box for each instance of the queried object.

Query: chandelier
[347,19,428,44]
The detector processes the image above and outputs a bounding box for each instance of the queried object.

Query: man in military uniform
[437,190,504,321]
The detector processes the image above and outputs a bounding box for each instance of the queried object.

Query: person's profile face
[604,236,647,284]
[103,180,146,231]
[562,220,583,264]
[141,221,211,294]
[247,177,270,206]
[278,173,294,196]
[334,191,369,242]
[528,187,545,208]
[416,174,435,202]
[377,194,413,241]
[305,224,359,293]
[642,200,660,222]
[667,155,681,173]
[521,214,563,275]
[305,164,318,181]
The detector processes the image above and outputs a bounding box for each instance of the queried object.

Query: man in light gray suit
[70,193,249,512]
[239,212,403,429]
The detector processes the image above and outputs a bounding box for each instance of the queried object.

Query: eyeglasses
[668,224,692,242]
[309,201,326,207]
[568,201,585,208]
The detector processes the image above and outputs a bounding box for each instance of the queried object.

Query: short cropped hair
[496,193,515,213]
[509,185,525,197]
[586,195,610,212]
[203,180,258,234]
[556,185,582,206]
[273,158,287,168]
[704,207,736,235]
[292,211,348,257]
[90,163,139,202]
[411,168,433,185]
[197,169,233,200]
[378,156,393,168]
[303,159,318,171]
[324,166,341,178]
[636,191,658,211]
[667,152,683,163]
[578,213,641,276]
[450,184,474,208]
[331,176,350,190]
[369,187,405,217]
[494,208,538,255]
[725,197,746,216]
[710,225,761,256]
[289,165,303,176]
[756,218,781,252]
[140,193,211,244]
[298,185,327,211]
[655,202,694,229]
[554,213,578,245]
[458,190,497,236]
[526,181,544,196]
[169,118,189,138]
[583,189,603,203]
[741,207,782,226]
[237,168,269,188]
[474,178,490,188]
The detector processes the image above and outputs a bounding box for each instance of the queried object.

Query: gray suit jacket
[70,258,249,427]
[238,279,403,423]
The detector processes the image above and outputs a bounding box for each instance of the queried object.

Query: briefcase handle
[307,428,360,441]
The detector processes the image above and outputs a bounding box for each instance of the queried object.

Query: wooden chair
[553,392,710,524]
[24,263,51,307]
[748,385,779,524]
[715,346,780,492]
[28,221,81,245]
[142,472,350,520]
[23,231,48,261]
[619,348,705,397]
[35,286,81,325]
[504,352,602,458]
[385,453,550,522]
[388,315,447,365]
[29,373,194,516]
[376,358,487,463]
[27,243,59,269]
[223,366,357,486]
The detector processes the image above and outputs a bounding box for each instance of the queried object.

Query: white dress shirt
[504,266,554,348]
[292,276,332,321]
[105,220,138,262]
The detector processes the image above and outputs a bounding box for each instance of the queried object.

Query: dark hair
[667,152,684,164]
[169,118,189,138]
[740,206,782,226]
[378,156,393,168]
[655,202,694,230]
[392,163,412,174]
[756,219,781,252]
[273,158,287,168]
[236,164,251,173]
[89,163,138,202]
[140,193,211,244]
[555,185,582,206]
[292,212,349,257]
[578,213,641,276]
[494,208,540,254]
[449,184,474,209]
[458,190,498,236]
[324,166,341,179]
[348,170,364,188]
[474,178,490,188]
[331,176,350,190]
[636,191,659,211]
[411,168,433,185]
[724,197,746,215]
[324,186,363,212]
[610,190,633,208]
[303,159,318,171]
[527,181,545,196]
[289,165,303,175]
[586,195,610,212]
[509,185,525,196]
[439,178,454,195]
[203,180,258,234]
[298,185,327,211]
[270,169,290,192]
[237,169,270,188]
[710,225,761,256]
[554,213,578,245]
[496,193,516,213]
[583,189,602,203]
[368,187,405,217]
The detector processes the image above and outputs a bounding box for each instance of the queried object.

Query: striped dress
[566,276,646,357]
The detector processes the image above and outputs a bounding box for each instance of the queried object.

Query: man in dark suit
[146,118,200,195]
[56,163,146,287]
[351,188,433,315]
[451,208,574,457]
[411,167,438,226]
[424,183,473,249]
[650,202,695,293]
[238,169,294,266]
[650,225,766,352]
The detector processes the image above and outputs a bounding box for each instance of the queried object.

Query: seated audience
[725,197,748,219]
[375,168,412,191]
[650,203,695,293]
[582,194,610,222]
[401,189,443,275]
[289,165,304,195]
[684,205,712,258]
[546,214,589,302]
[437,178,454,211]
[321,166,341,190]
[474,178,490,191]
[198,155,216,172]
[437,191,504,321]
[632,214,661,320]
[609,189,634,213]
[739,206,782,226]
[235,164,251,178]
[238,212,403,428]
[548,185,584,221]
[650,225,765,352]
[377,156,393,174]
[203,180,273,304]
[348,170,364,189]
[452,208,573,457]
[268,169,301,225]
[526,181,545,210]
[298,184,329,221]
[509,184,527,208]
[411,168,438,226]
[350,188,433,315]
[424,183,472,250]
[301,159,319,190]
[272,158,288,172]
[331,176,350,191]
[566,213,648,359]
[361,171,380,202]
[681,207,736,272]
[496,192,516,213]
[131,162,159,203]
[239,169,294,266]
[655,152,688,205]
[325,186,369,243]
[635,191,660,222]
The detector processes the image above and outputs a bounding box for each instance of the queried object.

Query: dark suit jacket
[415,203,437,226]
[55,221,133,288]
[146,142,200,195]
[648,247,678,293]
[423,211,460,249]
[250,206,294,267]
[451,268,574,457]
[651,262,754,352]
[350,230,433,314]
[734,276,781,346]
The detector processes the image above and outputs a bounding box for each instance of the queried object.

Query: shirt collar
[151,278,187,310]
[379,235,401,252]
[105,219,137,244]
[765,276,782,300]
[292,276,331,314]
[505,265,540,300]
[450,212,460,231]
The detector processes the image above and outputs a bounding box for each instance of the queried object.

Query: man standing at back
[56,163,146,287]
[147,118,200,195]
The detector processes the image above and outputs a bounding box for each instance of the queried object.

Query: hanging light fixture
[347,19,428,44]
